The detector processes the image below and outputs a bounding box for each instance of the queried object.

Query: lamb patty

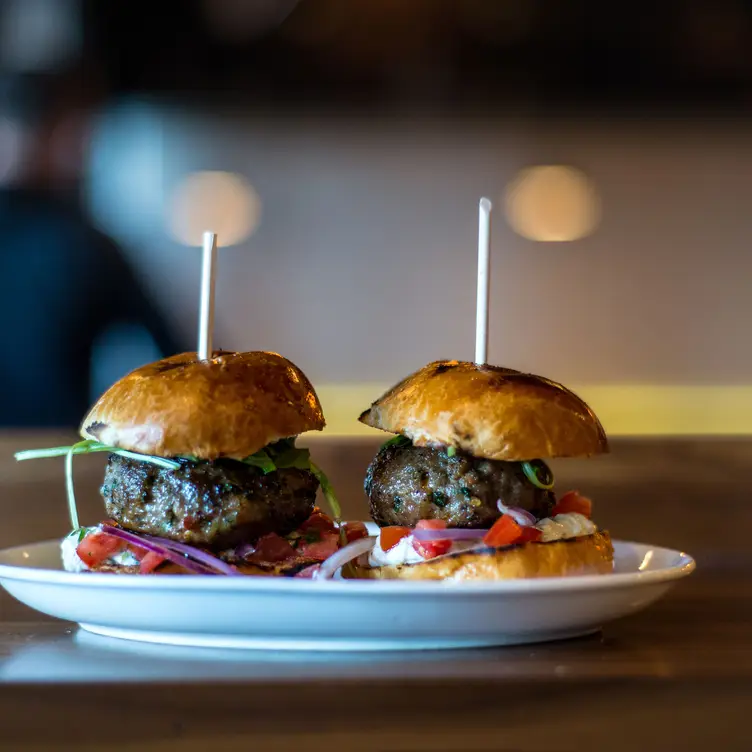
[365,440,554,528]
[102,455,318,549]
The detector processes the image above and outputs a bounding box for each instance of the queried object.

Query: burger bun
[344,532,613,581]
[81,351,325,460]
[359,360,608,461]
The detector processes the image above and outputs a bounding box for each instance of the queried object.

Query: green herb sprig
[15,439,181,531]
[15,440,180,470]
[521,460,555,490]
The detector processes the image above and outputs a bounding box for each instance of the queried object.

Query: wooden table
[0,433,750,751]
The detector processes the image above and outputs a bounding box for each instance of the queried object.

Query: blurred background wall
[1,0,751,435]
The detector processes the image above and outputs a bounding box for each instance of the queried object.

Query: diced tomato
[125,545,144,561]
[379,526,411,551]
[415,519,448,531]
[298,511,337,534]
[139,551,166,574]
[552,491,592,518]
[126,542,160,562]
[343,521,368,543]
[296,531,340,561]
[246,533,296,564]
[412,519,451,559]
[483,515,523,547]
[76,531,125,567]
[412,537,452,559]
[516,526,542,544]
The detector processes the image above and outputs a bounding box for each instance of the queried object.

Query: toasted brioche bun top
[358,360,608,461]
[80,351,325,459]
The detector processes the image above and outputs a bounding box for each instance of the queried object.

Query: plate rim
[0,538,696,595]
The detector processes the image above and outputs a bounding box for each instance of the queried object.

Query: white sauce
[368,534,425,567]
[535,512,597,542]
[368,534,482,567]
[60,526,141,572]
[109,549,141,567]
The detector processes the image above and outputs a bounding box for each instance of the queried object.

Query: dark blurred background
[2,0,751,434]
[89,0,752,114]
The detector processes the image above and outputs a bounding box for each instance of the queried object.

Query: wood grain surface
[0,432,750,751]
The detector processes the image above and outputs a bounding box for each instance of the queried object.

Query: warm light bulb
[168,171,261,247]
[505,165,600,242]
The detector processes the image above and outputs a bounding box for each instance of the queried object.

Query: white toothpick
[475,197,492,365]
[198,231,218,361]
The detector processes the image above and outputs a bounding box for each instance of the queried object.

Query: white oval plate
[0,537,694,651]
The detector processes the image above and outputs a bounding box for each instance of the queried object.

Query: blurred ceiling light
[200,0,300,43]
[504,165,600,242]
[0,0,81,72]
[168,171,261,247]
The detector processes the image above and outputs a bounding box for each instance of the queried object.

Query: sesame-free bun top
[358,360,608,461]
[80,351,325,460]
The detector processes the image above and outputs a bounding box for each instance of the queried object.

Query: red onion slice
[96,525,163,557]
[497,500,536,526]
[294,563,321,578]
[101,525,239,576]
[412,528,487,542]
[233,542,255,559]
[101,526,216,575]
[313,537,376,580]
[139,534,242,576]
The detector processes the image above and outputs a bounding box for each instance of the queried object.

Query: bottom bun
[344,531,614,581]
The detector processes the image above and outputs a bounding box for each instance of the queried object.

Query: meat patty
[365,440,554,528]
[102,455,318,549]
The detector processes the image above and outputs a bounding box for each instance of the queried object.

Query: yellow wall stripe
[310,384,752,437]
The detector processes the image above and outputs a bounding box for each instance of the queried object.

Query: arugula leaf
[241,440,341,529]
[242,450,277,474]
[241,439,343,531]
[240,440,311,474]
[272,446,311,471]
[381,435,411,450]
[308,461,342,523]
